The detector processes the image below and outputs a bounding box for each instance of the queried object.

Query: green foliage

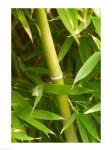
[79,37,92,63]
[16,9,33,42]
[57,9,79,44]
[72,52,100,86]
[32,85,43,110]
[92,16,100,36]
[84,103,100,114]
[43,84,94,95]
[61,112,76,134]
[77,119,89,142]
[12,8,101,142]
[58,36,74,61]
[31,110,64,120]
[12,129,38,141]
[79,114,100,141]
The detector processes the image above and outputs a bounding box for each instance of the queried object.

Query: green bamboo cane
[35,8,78,142]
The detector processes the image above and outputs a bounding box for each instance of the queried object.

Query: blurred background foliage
[11,8,101,142]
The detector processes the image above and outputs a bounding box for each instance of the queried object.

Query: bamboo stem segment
[35,8,78,142]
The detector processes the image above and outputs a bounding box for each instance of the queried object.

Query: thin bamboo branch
[35,8,78,142]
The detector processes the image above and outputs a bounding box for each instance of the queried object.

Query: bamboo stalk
[35,8,78,142]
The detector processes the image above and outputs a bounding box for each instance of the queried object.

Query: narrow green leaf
[31,110,64,120]
[75,15,92,35]
[18,57,25,72]
[33,96,42,110]
[16,9,33,42]
[87,132,98,142]
[81,80,100,99]
[77,119,89,142]
[72,52,101,87]
[24,9,33,19]
[12,79,34,91]
[87,34,99,51]
[26,67,49,74]
[12,91,32,115]
[79,37,92,63]
[92,17,100,36]
[92,113,100,124]
[70,95,89,103]
[79,114,100,140]
[91,35,101,50]
[66,9,78,28]
[43,84,94,95]
[12,91,55,135]
[58,36,74,61]
[57,9,79,44]
[25,71,42,85]
[32,85,42,96]
[19,115,55,135]
[32,85,43,110]
[24,48,39,61]
[11,112,25,131]
[33,22,41,37]
[85,103,101,114]
[12,130,34,141]
[12,9,18,19]
[81,80,100,90]
[61,112,76,134]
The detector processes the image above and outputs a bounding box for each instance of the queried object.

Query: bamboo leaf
[66,9,78,28]
[70,95,89,103]
[58,36,74,61]
[18,57,25,72]
[32,110,64,120]
[11,112,25,131]
[57,9,79,44]
[32,85,43,110]
[81,80,100,90]
[61,112,76,134]
[12,91,32,115]
[75,15,92,35]
[77,119,89,142]
[16,9,33,42]
[43,84,94,95]
[87,34,99,51]
[13,79,34,91]
[12,128,41,141]
[87,132,98,142]
[79,114,100,141]
[25,71,42,84]
[12,91,55,135]
[92,113,100,124]
[79,37,92,63]
[19,115,55,135]
[12,130,34,141]
[33,96,42,110]
[91,35,101,50]
[92,17,100,36]
[84,103,101,114]
[26,67,49,74]
[72,52,101,87]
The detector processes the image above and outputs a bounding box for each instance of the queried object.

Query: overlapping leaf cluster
[11,8,101,142]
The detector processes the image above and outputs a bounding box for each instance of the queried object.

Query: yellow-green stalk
[35,8,78,142]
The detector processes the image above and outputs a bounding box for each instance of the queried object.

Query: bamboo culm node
[35,8,78,142]
[50,71,63,81]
